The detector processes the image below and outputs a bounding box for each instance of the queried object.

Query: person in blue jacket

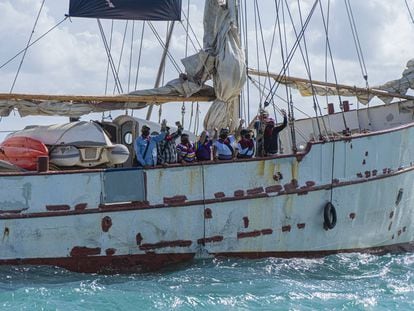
[134,119,167,167]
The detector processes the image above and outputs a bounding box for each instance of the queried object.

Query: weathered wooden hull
[1,120,414,273]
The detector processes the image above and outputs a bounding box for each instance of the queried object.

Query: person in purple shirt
[195,130,214,161]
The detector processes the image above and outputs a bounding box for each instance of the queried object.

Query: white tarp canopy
[8,121,112,147]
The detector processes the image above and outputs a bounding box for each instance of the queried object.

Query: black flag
[69,0,182,21]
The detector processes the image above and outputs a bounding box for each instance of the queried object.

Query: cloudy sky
[0,0,414,137]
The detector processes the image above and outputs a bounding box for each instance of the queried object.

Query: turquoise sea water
[0,253,413,310]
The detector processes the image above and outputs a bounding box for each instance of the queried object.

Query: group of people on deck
[134,109,288,168]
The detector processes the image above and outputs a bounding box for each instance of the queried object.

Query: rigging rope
[147,22,182,74]
[127,21,135,93]
[405,0,414,24]
[0,17,68,71]
[112,21,129,95]
[97,19,123,94]
[318,2,349,132]
[253,0,264,107]
[104,20,114,95]
[263,0,319,105]
[294,0,327,139]
[10,0,46,93]
[243,0,251,123]
[134,22,145,91]
[344,0,369,84]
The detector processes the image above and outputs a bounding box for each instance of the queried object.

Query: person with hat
[157,121,183,165]
[213,127,236,161]
[195,130,214,161]
[177,133,196,163]
[134,119,167,168]
[263,109,287,155]
[236,129,255,159]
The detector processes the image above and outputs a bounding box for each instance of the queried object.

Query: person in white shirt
[213,128,235,160]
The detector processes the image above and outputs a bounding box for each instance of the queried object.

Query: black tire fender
[324,202,337,230]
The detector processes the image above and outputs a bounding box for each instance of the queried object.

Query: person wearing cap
[213,128,236,161]
[157,121,183,165]
[236,129,255,159]
[134,120,167,167]
[263,109,287,155]
[177,133,196,163]
[250,109,270,157]
[195,130,214,161]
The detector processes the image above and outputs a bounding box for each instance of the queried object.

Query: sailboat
[0,0,413,273]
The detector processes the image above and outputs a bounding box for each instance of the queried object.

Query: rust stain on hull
[237,229,273,239]
[46,205,70,211]
[70,246,101,257]
[0,253,195,273]
[139,240,192,251]
[197,236,224,245]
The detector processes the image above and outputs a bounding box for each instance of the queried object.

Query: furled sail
[69,0,182,21]
[127,0,246,132]
[249,68,414,106]
[201,0,246,132]
[377,59,414,104]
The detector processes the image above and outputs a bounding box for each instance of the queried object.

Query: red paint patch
[101,216,112,232]
[74,203,88,211]
[389,211,394,219]
[237,228,273,239]
[136,233,143,246]
[197,236,224,245]
[243,217,249,228]
[349,213,356,220]
[204,208,212,219]
[70,246,101,257]
[247,187,264,195]
[237,230,261,239]
[261,229,273,235]
[214,192,226,199]
[105,248,116,256]
[282,225,291,232]
[234,190,244,197]
[139,240,192,251]
[265,185,283,193]
[0,253,196,274]
[163,195,187,205]
[305,181,316,187]
[46,205,70,211]
[284,180,299,192]
[297,223,306,229]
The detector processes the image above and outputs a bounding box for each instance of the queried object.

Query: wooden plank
[0,93,215,104]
